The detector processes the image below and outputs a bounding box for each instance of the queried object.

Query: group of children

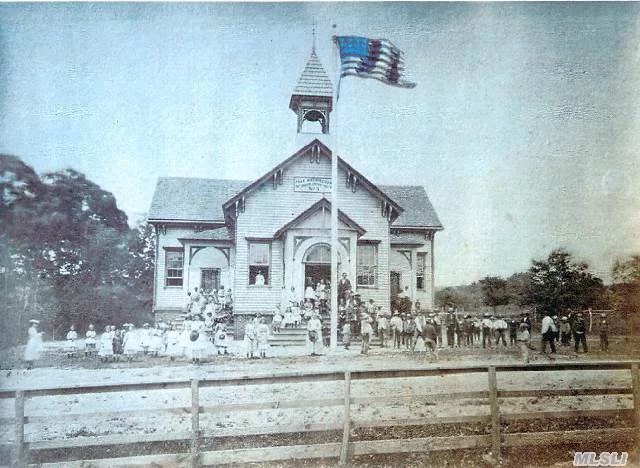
[62,316,231,364]
[186,286,233,317]
[243,315,271,358]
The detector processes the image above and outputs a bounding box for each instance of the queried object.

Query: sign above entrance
[294,177,332,193]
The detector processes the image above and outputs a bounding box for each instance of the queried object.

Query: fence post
[632,364,640,462]
[339,371,351,466]
[14,390,25,467]
[191,379,200,468]
[488,366,501,464]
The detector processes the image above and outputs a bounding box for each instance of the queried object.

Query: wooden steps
[268,327,309,346]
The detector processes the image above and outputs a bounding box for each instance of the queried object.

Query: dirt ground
[1,335,639,467]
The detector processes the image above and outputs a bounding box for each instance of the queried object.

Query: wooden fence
[2,361,639,467]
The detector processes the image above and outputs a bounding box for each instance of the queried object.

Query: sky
[1,2,639,287]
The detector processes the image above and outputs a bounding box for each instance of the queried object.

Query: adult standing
[445,308,457,348]
[481,313,493,349]
[304,278,316,305]
[377,312,389,348]
[560,317,571,347]
[24,319,43,369]
[516,322,531,364]
[337,272,352,302]
[360,313,373,355]
[598,313,609,352]
[390,311,403,349]
[411,311,427,352]
[508,318,518,347]
[573,313,588,353]
[540,312,557,354]
[462,314,474,347]
[422,317,439,360]
[493,316,508,347]
[315,279,326,304]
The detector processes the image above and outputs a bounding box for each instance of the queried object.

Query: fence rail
[2,361,639,467]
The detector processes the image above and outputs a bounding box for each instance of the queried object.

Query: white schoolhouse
[148,50,443,326]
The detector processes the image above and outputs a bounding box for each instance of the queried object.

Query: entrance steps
[268,327,384,347]
[268,327,309,347]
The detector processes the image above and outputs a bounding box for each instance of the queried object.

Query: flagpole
[329,35,339,349]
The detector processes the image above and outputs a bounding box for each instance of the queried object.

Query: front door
[390,271,401,299]
[305,263,330,289]
[200,268,220,293]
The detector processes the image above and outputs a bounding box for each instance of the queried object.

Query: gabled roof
[148,147,442,233]
[222,139,403,221]
[148,177,250,223]
[380,185,443,229]
[274,197,366,239]
[289,50,333,111]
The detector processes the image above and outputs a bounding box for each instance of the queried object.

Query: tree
[609,255,640,333]
[612,256,640,284]
[435,283,483,311]
[479,276,510,312]
[0,155,154,348]
[526,249,604,315]
[505,272,532,307]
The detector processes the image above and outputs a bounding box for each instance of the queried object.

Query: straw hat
[29,319,40,324]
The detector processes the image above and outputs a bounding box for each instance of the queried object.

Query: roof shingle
[292,51,333,99]
[149,178,442,232]
[148,177,249,222]
[380,185,443,229]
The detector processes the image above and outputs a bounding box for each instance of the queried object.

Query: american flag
[334,36,416,89]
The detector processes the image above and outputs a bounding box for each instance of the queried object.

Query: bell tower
[289,46,333,134]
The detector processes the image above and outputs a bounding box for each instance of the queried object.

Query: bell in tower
[289,47,333,134]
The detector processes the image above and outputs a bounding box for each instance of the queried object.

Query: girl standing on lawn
[84,324,97,357]
[24,319,43,370]
[64,324,78,358]
[165,323,183,361]
[257,317,270,358]
[98,325,114,363]
[122,324,139,362]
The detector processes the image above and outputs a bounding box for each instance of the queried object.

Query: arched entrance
[302,243,341,289]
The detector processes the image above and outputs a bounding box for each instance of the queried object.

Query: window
[357,243,378,287]
[305,244,331,263]
[416,252,426,290]
[165,249,184,287]
[249,242,270,286]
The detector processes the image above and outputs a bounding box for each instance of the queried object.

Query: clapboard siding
[233,154,391,314]
[154,227,191,310]
[389,247,434,310]
[237,155,390,239]
[154,226,235,312]
[234,239,284,314]
[389,249,413,296]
